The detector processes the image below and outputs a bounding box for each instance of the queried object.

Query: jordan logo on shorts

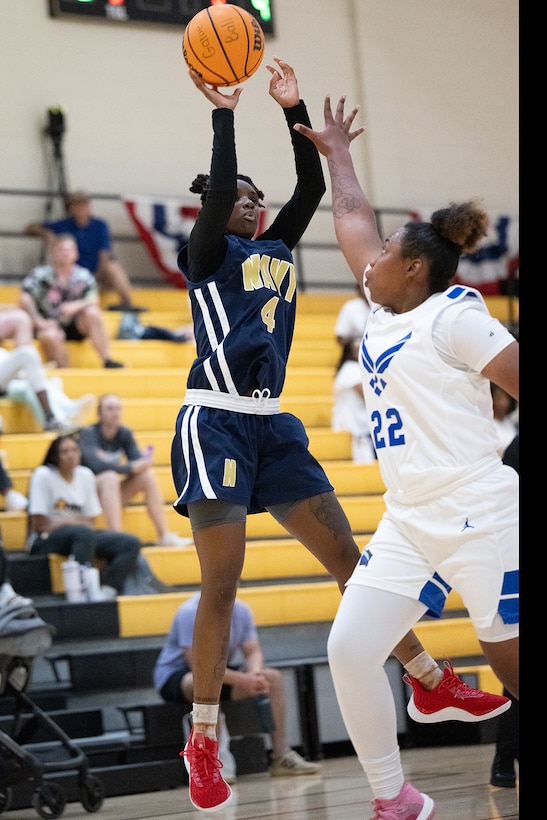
[461,517,475,532]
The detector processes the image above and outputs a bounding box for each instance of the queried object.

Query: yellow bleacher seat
[0,492,386,551]
[0,428,353,471]
[0,285,510,707]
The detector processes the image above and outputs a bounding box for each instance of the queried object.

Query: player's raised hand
[294,94,364,155]
[266,57,299,108]
[188,67,243,110]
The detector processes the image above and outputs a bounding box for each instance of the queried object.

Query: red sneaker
[370,781,435,819]
[404,660,512,724]
[181,729,232,812]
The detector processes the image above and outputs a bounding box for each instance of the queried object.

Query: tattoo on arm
[328,159,362,219]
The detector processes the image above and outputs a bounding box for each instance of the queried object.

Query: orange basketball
[182,4,265,87]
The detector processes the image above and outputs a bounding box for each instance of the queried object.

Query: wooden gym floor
[5,744,519,819]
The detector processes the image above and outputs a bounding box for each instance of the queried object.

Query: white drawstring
[251,388,271,409]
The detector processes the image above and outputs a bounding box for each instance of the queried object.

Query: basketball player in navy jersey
[295,97,519,820]
[172,63,511,814]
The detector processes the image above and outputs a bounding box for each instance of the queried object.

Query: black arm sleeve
[258,100,326,250]
[186,108,237,283]
[185,101,325,280]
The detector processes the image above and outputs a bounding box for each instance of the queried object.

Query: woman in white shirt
[27,434,141,595]
[332,339,376,463]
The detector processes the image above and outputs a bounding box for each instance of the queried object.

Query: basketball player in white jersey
[295,98,519,820]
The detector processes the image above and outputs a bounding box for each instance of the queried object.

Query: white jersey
[360,284,514,504]
[28,464,102,520]
[334,297,370,342]
[332,360,369,437]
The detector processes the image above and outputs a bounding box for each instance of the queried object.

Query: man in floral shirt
[18,234,123,369]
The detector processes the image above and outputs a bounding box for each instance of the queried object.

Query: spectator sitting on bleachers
[26,433,156,598]
[24,189,142,312]
[0,306,80,431]
[18,234,124,369]
[0,349,95,433]
[78,393,192,548]
[334,281,370,347]
[153,593,320,784]
[332,338,376,464]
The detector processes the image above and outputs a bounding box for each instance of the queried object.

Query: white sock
[192,703,219,737]
[404,651,439,684]
[361,749,404,800]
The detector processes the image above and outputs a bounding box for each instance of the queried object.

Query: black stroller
[0,594,105,818]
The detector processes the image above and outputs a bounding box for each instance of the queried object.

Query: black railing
[0,187,418,291]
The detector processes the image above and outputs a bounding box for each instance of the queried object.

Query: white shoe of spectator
[159,532,194,548]
[43,418,80,434]
[0,582,32,608]
[269,749,320,777]
[67,394,95,426]
[218,711,237,784]
[93,586,117,601]
[5,490,29,511]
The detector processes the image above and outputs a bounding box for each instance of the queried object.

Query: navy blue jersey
[172,101,330,515]
[186,234,296,398]
[178,102,323,400]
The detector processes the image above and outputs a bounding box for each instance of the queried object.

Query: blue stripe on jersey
[499,569,519,624]
[418,572,452,618]
[501,568,519,595]
[446,285,479,301]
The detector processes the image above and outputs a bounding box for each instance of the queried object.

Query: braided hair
[190,173,265,205]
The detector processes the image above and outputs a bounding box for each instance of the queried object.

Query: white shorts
[347,463,519,634]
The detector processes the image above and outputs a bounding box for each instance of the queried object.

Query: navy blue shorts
[171,406,333,517]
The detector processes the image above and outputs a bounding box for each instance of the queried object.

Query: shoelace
[404,660,479,700]
[180,744,223,784]
[251,388,271,409]
[438,673,480,700]
[436,660,486,700]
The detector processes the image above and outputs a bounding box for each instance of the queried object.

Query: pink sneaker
[370,782,435,819]
[404,660,512,724]
[180,729,232,812]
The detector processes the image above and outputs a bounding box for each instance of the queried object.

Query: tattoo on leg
[309,493,352,539]
[213,634,230,685]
